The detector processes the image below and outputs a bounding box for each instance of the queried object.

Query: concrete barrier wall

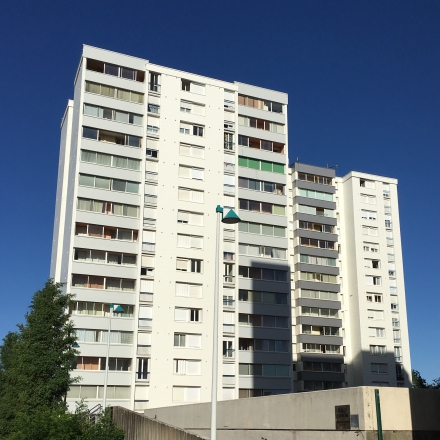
[143,386,440,440]
[112,406,207,440]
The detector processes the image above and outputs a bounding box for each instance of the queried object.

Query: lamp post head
[72,342,80,348]
[222,209,241,224]
[113,305,124,313]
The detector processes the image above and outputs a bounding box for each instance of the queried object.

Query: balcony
[395,356,402,363]
[396,373,404,381]
[137,345,151,356]
[224,162,235,173]
[223,275,235,285]
[387,238,394,246]
[383,191,390,198]
[144,195,157,206]
[224,141,235,151]
[222,375,236,386]
[224,100,235,112]
[139,318,152,329]
[142,242,156,253]
[223,348,235,359]
[140,292,153,303]
[136,371,150,382]
[224,121,235,131]
[143,218,156,227]
[149,83,160,93]
[388,255,395,263]
[389,270,396,277]
[390,286,397,294]
[393,338,401,344]
[223,324,235,334]
[385,221,392,228]
[223,297,235,309]
[147,125,159,137]
[392,320,400,328]
[391,303,399,311]
[384,206,392,214]
[145,172,158,182]
[223,229,235,242]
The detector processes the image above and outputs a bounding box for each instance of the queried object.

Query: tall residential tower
[51,45,411,411]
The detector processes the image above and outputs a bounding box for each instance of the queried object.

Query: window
[361,210,377,220]
[176,258,202,273]
[238,221,286,237]
[238,135,285,154]
[177,234,203,249]
[79,174,139,194]
[371,363,388,374]
[298,221,333,233]
[67,385,130,400]
[238,94,283,113]
[181,79,205,95]
[239,199,285,215]
[300,237,335,250]
[298,205,334,217]
[82,126,142,148]
[300,289,338,301]
[173,359,201,375]
[175,282,202,298]
[297,172,332,186]
[239,244,286,259]
[239,364,289,377]
[81,150,141,171]
[173,333,202,349]
[75,329,133,344]
[238,314,288,329]
[364,259,380,269]
[74,248,136,266]
[238,115,284,134]
[360,179,375,189]
[302,325,339,336]
[364,242,379,253]
[367,309,384,320]
[180,100,205,115]
[238,177,285,195]
[370,345,386,356]
[302,344,340,354]
[239,338,288,352]
[238,156,284,174]
[238,266,287,282]
[77,198,139,218]
[365,275,381,286]
[179,143,205,159]
[360,194,377,204]
[86,59,145,82]
[368,327,385,338]
[178,165,204,180]
[177,210,203,226]
[303,362,342,372]
[299,188,333,202]
[362,226,379,237]
[180,122,204,137]
[75,223,138,242]
[85,81,144,103]
[70,302,134,318]
[178,187,204,203]
[300,255,336,267]
[84,104,142,125]
[146,148,158,158]
[238,290,287,305]
[300,272,337,283]
[174,308,202,323]
[301,307,339,318]
[71,274,135,292]
[172,386,201,402]
[366,294,382,303]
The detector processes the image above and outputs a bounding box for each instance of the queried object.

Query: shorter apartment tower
[290,163,345,392]
[336,172,411,388]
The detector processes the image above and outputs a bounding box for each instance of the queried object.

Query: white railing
[140,292,153,302]
[223,324,235,334]
[222,375,236,386]
[137,345,151,356]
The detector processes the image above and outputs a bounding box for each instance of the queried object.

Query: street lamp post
[210,205,240,440]
[103,303,124,408]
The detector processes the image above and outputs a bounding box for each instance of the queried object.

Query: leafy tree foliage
[0,279,124,440]
[412,369,428,388]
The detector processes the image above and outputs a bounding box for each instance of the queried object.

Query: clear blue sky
[0,0,439,382]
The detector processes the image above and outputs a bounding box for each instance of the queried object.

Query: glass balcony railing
[223,349,235,359]
[149,83,160,93]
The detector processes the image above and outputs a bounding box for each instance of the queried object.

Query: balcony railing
[140,292,153,302]
[222,375,236,386]
[387,238,394,245]
[137,345,151,356]
[147,126,159,136]
[223,298,235,308]
[139,318,153,329]
[223,324,235,334]
[390,286,397,294]
[224,121,235,131]
[385,221,392,228]
[224,141,235,151]
[224,100,235,111]
[389,270,396,277]
[143,218,156,226]
[388,255,395,262]
[395,356,402,362]
[393,338,401,343]
[392,320,400,328]
[396,373,404,381]
[136,371,150,381]
[224,162,235,173]
[384,206,392,214]
[223,275,235,284]
[147,104,160,114]
[383,191,390,198]
[142,242,156,253]
[391,303,399,311]
[223,229,235,241]
[145,172,158,182]
[223,349,235,359]
[149,83,160,93]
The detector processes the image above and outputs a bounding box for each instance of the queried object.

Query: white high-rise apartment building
[51,45,411,411]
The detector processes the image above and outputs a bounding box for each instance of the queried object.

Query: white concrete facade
[51,45,411,412]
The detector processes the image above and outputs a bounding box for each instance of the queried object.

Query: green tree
[412,369,428,388]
